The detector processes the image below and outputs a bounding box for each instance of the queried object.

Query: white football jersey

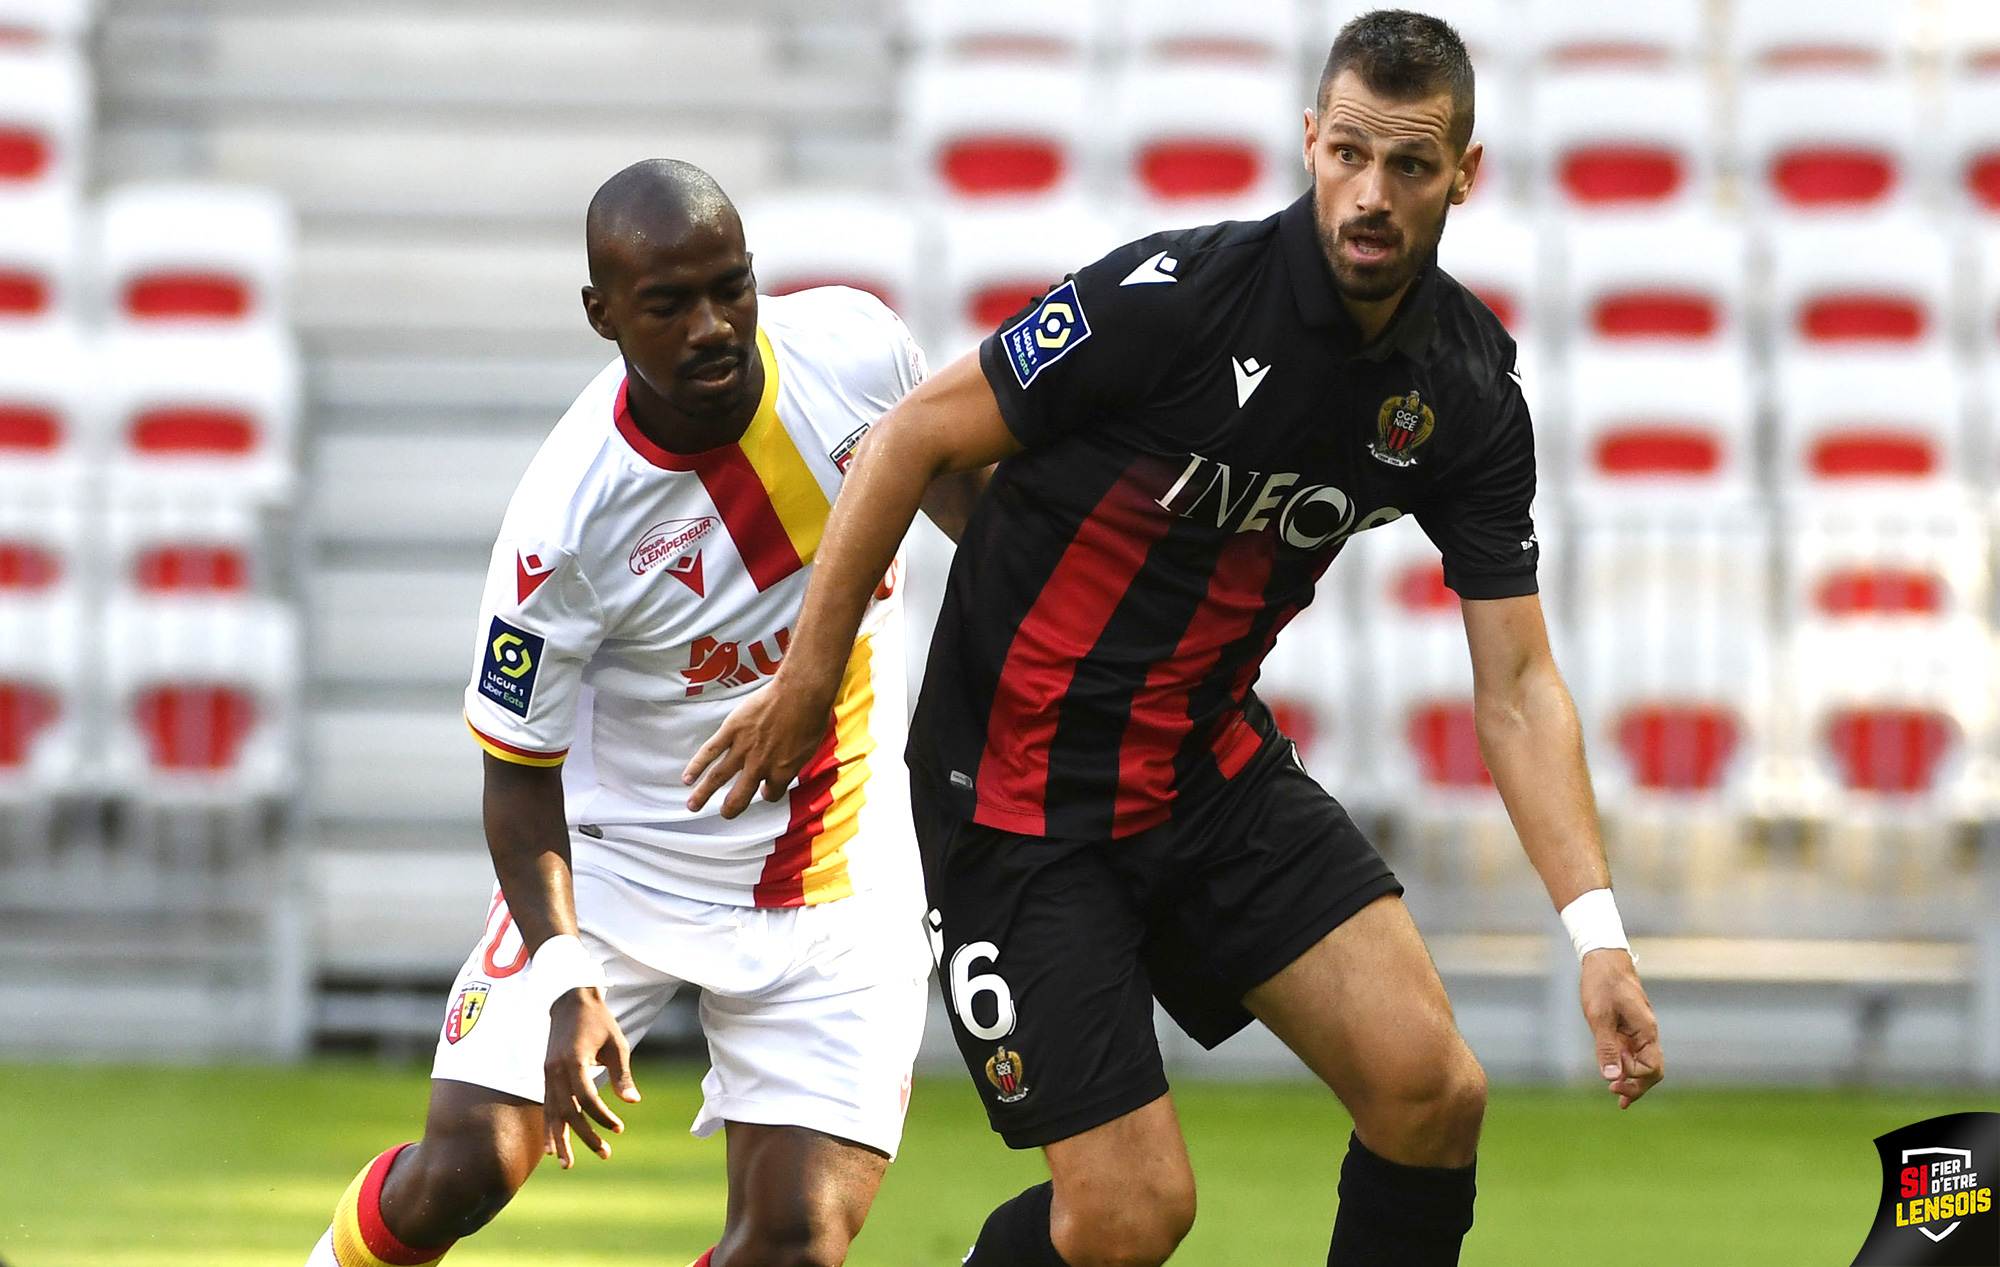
[463,288,925,908]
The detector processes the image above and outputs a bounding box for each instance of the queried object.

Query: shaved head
[585,158,739,289]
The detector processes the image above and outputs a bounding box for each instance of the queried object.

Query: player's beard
[1317,192,1450,306]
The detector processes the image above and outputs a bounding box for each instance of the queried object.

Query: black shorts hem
[995,1070,1172,1151]
[1187,871,1405,1051]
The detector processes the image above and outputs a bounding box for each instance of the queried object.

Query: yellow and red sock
[331,1144,456,1267]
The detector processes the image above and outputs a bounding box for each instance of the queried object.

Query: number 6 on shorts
[947,941,1015,1041]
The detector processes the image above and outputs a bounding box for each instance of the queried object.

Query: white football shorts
[430,862,931,1158]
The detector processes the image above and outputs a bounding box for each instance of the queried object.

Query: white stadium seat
[902,0,1102,61]
[1559,211,1746,348]
[97,328,302,504]
[1772,351,1968,494]
[0,190,77,327]
[0,324,93,477]
[740,191,920,320]
[1523,0,1704,67]
[934,201,1124,361]
[1110,61,1301,221]
[1529,69,1712,211]
[1435,205,1540,337]
[103,494,261,598]
[0,590,85,800]
[1945,0,2000,75]
[1119,0,1298,63]
[1729,0,1913,71]
[1944,79,2000,216]
[95,183,295,329]
[1767,214,1949,354]
[0,46,87,198]
[1737,73,1921,213]
[0,0,93,43]
[0,472,79,599]
[1782,499,1990,628]
[101,595,299,802]
[1252,596,1358,794]
[901,58,1093,203]
[1563,348,1756,504]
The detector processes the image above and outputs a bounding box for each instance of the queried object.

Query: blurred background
[0,0,1996,1099]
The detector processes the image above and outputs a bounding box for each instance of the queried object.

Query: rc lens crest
[1370,389,1435,468]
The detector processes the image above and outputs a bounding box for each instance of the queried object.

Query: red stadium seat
[903,60,1089,204]
[0,48,85,198]
[1815,568,1944,616]
[1532,70,1710,210]
[939,138,1065,197]
[1591,292,1720,339]
[1392,561,1457,613]
[136,684,257,772]
[1770,149,1895,206]
[1616,705,1741,792]
[1740,74,1917,212]
[1825,708,1954,794]
[1525,0,1704,65]
[130,406,258,455]
[1774,351,1963,491]
[1559,147,1686,204]
[98,329,301,503]
[97,184,294,331]
[123,272,252,321]
[1807,432,1935,478]
[1595,428,1722,477]
[1136,140,1258,199]
[0,680,58,769]
[1113,61,1296,216]
[1408,702,1493,789]
[1771,217,1947,355]
[1563,214,1745,349]
[135,544,249,593]
[1730,0,1909,71]
[1436,208,1540,338]
[741,192,917,317]
[1568,349,1755,502]
[1797,295,1926,343]
[936,204,1123,359]
[0,538,59,589]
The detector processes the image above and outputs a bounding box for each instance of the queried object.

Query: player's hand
[542,987,641,1168]
[1580,949,1662,1109]
[682,676,832,819]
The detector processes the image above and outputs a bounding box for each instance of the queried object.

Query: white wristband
[532,933,608,1011]
[1559,889,1633,963]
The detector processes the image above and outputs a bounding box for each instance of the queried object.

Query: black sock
[962,1182,1070,1266]
[1327,1132,1477,1266]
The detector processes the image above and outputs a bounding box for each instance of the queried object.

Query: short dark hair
[1318,10,1476,152]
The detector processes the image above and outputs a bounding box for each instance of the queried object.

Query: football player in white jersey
[304,160,980,1267]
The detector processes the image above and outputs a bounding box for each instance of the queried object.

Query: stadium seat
[1522,0,1704,66]
[902,0,1101,61]
[101,595,299,802]
[1944,0,2000,74]
[1434,205,1540,336]
[0,590,84,800]
[1119,0,1298,63]
[1772,351,1967,493]
[935,201,1124,360]
[0,46,86,197]
[0,324,93,477]
[1949,81,2000,216]
[1737,73,1920,212]
[901,58,1092,203]
[1784,620,1993,814]
[1110,61,1300,219]
[1563,349,1756,504]
[1319,0,1520,72]
[1767,214,1948,353]
[1529,70,1711,210]
[0,0,92,44]
[1252,595,1357,793]
[1728,0,1913,71]
[1559,212,1745,347]
[95,184,295,329]
[0,190,76,326]
[97,328,302,504]
[0,472,78,594]
[1781,499,1989,627]
[740,191,920,319]
[104,495,260,598]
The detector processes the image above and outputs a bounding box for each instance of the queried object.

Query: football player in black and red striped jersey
[688,12,1662,1266]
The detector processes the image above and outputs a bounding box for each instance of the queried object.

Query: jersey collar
[1278,191,1438,366]
[614,327,780,471]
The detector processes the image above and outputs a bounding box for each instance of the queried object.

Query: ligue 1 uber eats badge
[1853,1112,1999,1266]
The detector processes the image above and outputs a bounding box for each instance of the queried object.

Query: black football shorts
[912,736,1402,1150]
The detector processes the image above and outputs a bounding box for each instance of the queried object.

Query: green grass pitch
[0,1061,1970,1265]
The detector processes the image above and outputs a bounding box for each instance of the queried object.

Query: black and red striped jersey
[908,192,1540,840]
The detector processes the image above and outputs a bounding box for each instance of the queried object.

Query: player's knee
[1374,1046,1486,1162]
[1054,1173,1195,1267]
[386,1136,524,1241]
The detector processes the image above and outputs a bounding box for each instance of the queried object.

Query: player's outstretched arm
[481,754,641,1166]
[1460,595,1665,1109]
[684,350,1023,818]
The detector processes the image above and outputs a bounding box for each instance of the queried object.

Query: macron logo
[1120,250,1179,286]
[1233,356,1271,407]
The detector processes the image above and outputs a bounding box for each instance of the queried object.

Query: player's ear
[1301,107,1318,174]
[581,286,618,342]
[1450,141,1483,205]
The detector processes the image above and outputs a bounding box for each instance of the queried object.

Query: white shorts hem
[692,1095,904,1160]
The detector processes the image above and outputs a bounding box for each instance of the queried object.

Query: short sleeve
[462,537,605,765]
[1414,367,1541,601]
[977,238,1191,450]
